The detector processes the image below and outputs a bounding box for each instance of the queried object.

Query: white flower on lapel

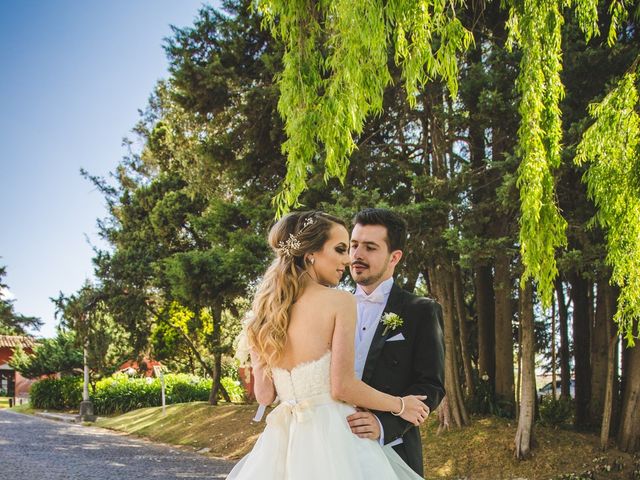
[381,312,403,336]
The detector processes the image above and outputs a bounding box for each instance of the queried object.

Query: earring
[309,257,315,265]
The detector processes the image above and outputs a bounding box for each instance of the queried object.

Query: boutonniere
[381,312,403,336]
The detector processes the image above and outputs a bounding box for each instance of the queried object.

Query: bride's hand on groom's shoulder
[399,395,429,426]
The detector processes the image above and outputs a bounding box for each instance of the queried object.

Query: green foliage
[9,329,83,378]
[91,374,163,415]
[255,0,471,215]
[607,0,636,46]
[539,396,574,426]
[221,376,245,403]
[162,1,286,203]
[575,61,640,344]
[0,264,42,334]
[91,373,220,414]
[51,285,132,377]
[467,374,515,418]
[30,376,83,410]
[29,373,243,414]
[505,0,569,307]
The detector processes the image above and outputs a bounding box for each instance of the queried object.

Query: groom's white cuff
[374,417,404,447]
[375,415,404,447]
[376,416,385,446]
[387,437,404,447]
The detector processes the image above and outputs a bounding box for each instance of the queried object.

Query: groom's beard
[350,257,390,286]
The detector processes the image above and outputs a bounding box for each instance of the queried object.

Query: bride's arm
[251,351,276,405]
[329,292,427,424]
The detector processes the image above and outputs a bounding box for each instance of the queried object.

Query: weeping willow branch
[255,0,472,216]
[506,0,569,307]
[575,57,640,346]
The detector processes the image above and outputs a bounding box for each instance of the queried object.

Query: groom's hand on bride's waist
[347,410,381,440]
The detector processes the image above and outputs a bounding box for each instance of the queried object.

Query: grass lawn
[97,402,262,459]
[9,403,38,414]
[96,402,639,479]
[0,397,10,409]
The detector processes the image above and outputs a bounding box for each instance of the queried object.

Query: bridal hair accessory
[277,216,316,258]
[381,312,403,336]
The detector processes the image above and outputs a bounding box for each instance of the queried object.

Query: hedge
[30,373,245,414]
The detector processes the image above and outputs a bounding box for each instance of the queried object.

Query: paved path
[0,409,235,479]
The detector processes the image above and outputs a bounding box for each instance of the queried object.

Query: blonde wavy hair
[246,211,347,369]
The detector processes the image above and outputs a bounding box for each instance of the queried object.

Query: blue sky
[0,1,216,338]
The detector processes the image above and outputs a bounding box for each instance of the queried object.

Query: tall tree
[0,265,42,335]
[10,329,82,378]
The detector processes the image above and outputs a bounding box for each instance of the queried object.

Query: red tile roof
[0,335,37,349]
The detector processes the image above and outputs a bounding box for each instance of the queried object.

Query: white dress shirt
[354,277,402,447]
[354,277,394,380]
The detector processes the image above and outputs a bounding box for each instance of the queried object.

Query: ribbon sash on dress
[266,392,335,425]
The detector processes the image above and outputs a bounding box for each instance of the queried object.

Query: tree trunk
[599,325,618,450]
[173,324,229,404]
[423,82,467,429]
[555,278,571,399]
[590,281,610,426]
[570,272,591,427]
[209,352,226,404]
[617,322,640,453]
[494,251,514,413]
[599,272,620,451]
[437,395,451,434]
[605,285,621,433]
[551,291,557,399]
[429,263,469,429]
[515,281,536,459]
[453,265,474,397]
[209,303,231,405]
[475,264,496,388]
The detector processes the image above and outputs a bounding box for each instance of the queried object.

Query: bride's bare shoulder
[322,288,356,309]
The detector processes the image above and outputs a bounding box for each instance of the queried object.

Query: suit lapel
[362,283,405,384]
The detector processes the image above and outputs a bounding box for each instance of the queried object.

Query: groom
[347,208,445,476]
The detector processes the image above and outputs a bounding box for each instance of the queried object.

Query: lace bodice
[272,351,332,402]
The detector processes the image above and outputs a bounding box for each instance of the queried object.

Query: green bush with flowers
[30,372,245,414]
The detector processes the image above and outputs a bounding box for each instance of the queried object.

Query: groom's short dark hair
[353,208,407,252]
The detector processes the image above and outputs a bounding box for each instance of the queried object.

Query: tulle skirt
[226,394,422,479]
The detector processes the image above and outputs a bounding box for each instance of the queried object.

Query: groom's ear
[389,249,403,267]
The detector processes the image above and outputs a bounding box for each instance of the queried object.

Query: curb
[35,412,82,423]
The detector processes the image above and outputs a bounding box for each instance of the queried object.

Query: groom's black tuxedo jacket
[363,283,445,476]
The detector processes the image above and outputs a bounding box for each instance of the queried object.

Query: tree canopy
[254,0,640,340]
[0,264,42,335]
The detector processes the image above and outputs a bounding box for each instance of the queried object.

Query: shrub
[29,373,244,414]
[30,376,82,410]
[221,377,245,403]
[91,374,161,415]
[165,373,211,403]
[539,396,573,426]
[467,375,514,418]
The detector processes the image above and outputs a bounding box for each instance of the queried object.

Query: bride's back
[276,283,340,371]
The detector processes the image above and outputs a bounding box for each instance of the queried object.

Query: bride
[227,211,428,479]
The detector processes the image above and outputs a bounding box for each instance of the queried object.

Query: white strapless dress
[226,351,423,479]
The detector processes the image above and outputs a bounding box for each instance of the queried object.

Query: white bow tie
[355,291,386,304]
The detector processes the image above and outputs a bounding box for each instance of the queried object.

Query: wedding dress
[226,351,423,479]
